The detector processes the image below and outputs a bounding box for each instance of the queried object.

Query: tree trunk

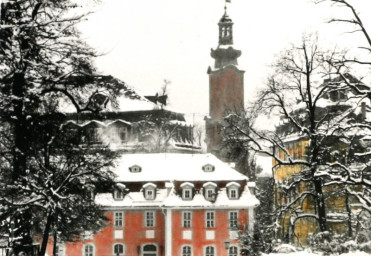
[345,190,353,238]
[313,177,327,232]
[39,212,54,256]
[53,231,57,256]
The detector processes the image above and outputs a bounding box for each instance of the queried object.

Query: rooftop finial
[224,0,231,13]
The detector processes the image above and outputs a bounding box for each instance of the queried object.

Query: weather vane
[224,0,231,12]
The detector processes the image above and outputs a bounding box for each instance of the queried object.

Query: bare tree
[224,34,371,244]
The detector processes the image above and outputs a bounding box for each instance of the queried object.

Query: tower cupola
[210,7,241,69]
[218,10,233,45]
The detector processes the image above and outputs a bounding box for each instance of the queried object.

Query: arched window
[182,245,192,256]
[205,246,215,256]
[143,244,157,256]
[113,243,124,256]
[83,244,94,256]
[228,246,238,256]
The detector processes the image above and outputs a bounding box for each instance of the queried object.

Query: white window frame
[182,188,192,200]
[113,189,123,200]
[181,245,192,256]
[228,246,239,256]
[205,188,215,201]
[202,164,215,172]
[142,244,157,256]
[204,245,215,256]
[226,182,241,200]
[114,212,124,227]
[83,244,95,256]
[145,188,155,200]
[228,211,238,229]
[113,243,125,256]
[228,188,239,199]
[129,165,142,173]
[144,211,156,227]
[182,211,192,228]
[205,211,215,228]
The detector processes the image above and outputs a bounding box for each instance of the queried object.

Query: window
[180,182,194,200]
[83,244,94,256]
[205,188,215,201]
[144,211,155,227]
[229,211,238,229]
[145,189,155,200]
[143,244,157,256]
[183,188,192,200]
[228,246,238,256]
[129,165,141,173]
[205,211,215,228]
[203,182,217,201]
[114,212,124,227]
[182,245,192,256]
[113,244,124,256]
[202,164,215,172]
[182,211,192,228]
[229,189,238,199]
[226,182,241,200]
[113,190,123,200]
[205,246,215,256]
[143,183,157,200]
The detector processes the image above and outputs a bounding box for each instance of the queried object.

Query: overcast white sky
[79,0,371,120]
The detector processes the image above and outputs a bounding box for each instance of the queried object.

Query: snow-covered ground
[262,250,371,256]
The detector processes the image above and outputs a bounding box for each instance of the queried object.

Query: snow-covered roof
[59,75,176,114]
[95,187,259,209]
[162,187,258,208]
[112,153,248,182]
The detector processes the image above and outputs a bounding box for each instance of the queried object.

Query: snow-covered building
[60,75,201,153]
[47,153,258,256]
[273,74,371,245]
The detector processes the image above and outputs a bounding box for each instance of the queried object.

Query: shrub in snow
[271,243,297,253]
[307,231,371,255]
[359,241,371,253]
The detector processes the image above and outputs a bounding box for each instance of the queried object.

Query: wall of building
[209,67,244,120]
[49,208,249,256]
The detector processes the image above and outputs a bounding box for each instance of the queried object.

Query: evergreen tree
[0,1,118,254]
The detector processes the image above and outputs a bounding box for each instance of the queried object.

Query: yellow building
[272,75,370,245]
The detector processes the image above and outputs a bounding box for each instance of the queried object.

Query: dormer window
[203,182,217,201]
[113,189,124,200]
[113,183,126,200]
[202,164,215,172]
[129,165,142,173]
[226,182,241,200]
[143,183,157,200]
[180,182,194,200]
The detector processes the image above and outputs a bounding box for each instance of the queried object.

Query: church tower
[205,4,245,156]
